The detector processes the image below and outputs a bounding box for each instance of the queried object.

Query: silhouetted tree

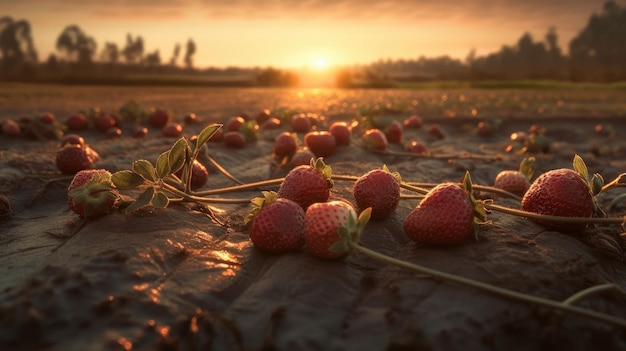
[100,42,119,64]
[122,34,144,64]
[170,43,180,66]
[184,38,196,69]
[569,0,626,81]
[145,50,161,67]
[56,25,97,67]
[0,16,38,74]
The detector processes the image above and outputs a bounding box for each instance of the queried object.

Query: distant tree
[56,25,97,67]
[184,38,196,69]
[0,16,38,74]
[335,68,353,87]
[145,50,161,67]
[100,42,119,64]
[569,1,626,81]
[170,43,180,66]
[256,67,299,87]
[122,34,144,64]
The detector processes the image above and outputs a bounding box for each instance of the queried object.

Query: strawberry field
[1,84,626,350]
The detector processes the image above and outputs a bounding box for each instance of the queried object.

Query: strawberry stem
[369,148,503,161]
[347,241,626,329]
[485,202,626,225]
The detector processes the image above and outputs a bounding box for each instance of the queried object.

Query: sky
[2,0,623,70]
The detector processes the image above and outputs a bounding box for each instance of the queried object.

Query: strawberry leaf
[132,160,157,182]
[462,171,473,195]
[111,170,146,190]
[196,123,222,151]
[591,173,605,196]
[519,157,535,180]
[354,207,372,243]
[169,138,188,174]
[573,154,590,184]
[125,186,155,213]
[151,191,170,208]
[156,150,171,178]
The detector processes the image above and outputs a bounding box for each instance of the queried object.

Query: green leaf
[111,170,146,190]
[519,157,535,180]
[151,191,170,208]
[462,171,473,194]
[156,150,171,178]
[196,124,223,150]
[125,186,155,213]
[573,154,589,183]
[591,173,605,196]
[169,138,188,174]
[132,160,157,182]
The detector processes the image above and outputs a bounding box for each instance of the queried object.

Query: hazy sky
[2,0,623,69]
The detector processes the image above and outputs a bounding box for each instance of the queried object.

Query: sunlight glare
[314,57,329,70]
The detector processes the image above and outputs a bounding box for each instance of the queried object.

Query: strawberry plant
[67,169,120,218]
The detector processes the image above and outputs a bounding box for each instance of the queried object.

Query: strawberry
[260,117,282,130]
[56,144,97,175]
[184,112,198,124]
[223,131,246,148]
[290,148,316,168]
[384,120,403,144]
[304,131,337,157]
[520,156,595,232]
[291,114,312,133]
[148,108,171,129]
[428,124,445,140]
[404,172,486,245]
[329,121,351,146]
[493,157,534,197]
[304,201,370,259]
[255,109,271,125]
[67,169,120,218]
[403,115,423,129]
[65,112,88,131]
[1,118,21,136]
[132,126,148,138]
[245,191,305,253]
[225,116,245,132]
[362,129,388,151]
[353,165,401,220]
[106,127,122,138]
[405,140,428,155]
[94,112,118,132]
[277,157,333,209]
[273,131,299,158]
[60,133,86,147]
[175,159,209,190]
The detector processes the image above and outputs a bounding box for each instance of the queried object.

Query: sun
[313,57,329,71]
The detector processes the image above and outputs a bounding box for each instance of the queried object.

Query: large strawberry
[353,165,401,220]
[404,172,487,245]
[304,131,337,157]
[493,157,535,197]
[67,169,120,218]
[277,157,333,209]
[304,201,371,259]
[245,191,305,253]
[56,144,98,175]
[520,155,596,232]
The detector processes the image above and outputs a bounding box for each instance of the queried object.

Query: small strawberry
[329,121,351,146]
[1,118,21,136]
[520,155,596,232]
[384,120,403,144]
[260,117,282,130]
[148,108,171,128]
[94,112,118,132]
[290,148,316,168]
[67,169,120,218]
[223,131,246,148]
[404,172,487,245]
[132,126,148,138]
[362,129,388,151]
[291,114,312,133]
[304,201,370,259]
[255,109,271,125]
[56,144,97,175]
[353,165,401,220]
[226,116,245,132]
[493,157,535,197]
[428,124,445,140]
[60,133,86,147]
[162,122,184,138]
[245,191,305,253]
[273,131,299,158]
[403,115,423,129]
[175,159,209,190]
[405,140,428,155]
[65,112,89,131]
[277,157,333,209]
[184,112,198,124]
[304,131,337,157]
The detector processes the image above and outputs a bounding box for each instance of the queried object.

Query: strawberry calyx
[244,191,278,225]
[518,157,535,181]
[311,157,334,189]
[68,171,120,218]
[382,164,402,183]
[572,154,606,217]
[329,207,372,255]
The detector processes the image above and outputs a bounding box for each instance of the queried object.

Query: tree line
[1,1,626,86]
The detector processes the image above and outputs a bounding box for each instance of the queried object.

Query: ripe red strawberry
[56,144,97,175]
[106,127,122,138]
[403,115,423,129]
[94,112,118,132]
[60,133,86,147]
[223,131,246,148]
[175,159,209,190]
[362,129,388,151]
[273,131,298,158]
[329,121,351,146]
[405,140,428,155]
[304,131,337,157]
[520,168,594,232]
[353,165,401,220]
[184,112,198,124]
[428,124,445,140]
[65,112,88,131]
[404,173,486,245]
[67,169,120,218]
[132,126,148,138]
[277,157,333,209]
[384,120,403,144]
[304,201,370,259]
[148,108,172,129]
[255,109,271,125]
[291,114,312,133]
[260,117,281,130]
[493,157,534,197]
[1,118,21,136]
[225,116,245,132]
[290,148,316,168]
[245,191,305,253]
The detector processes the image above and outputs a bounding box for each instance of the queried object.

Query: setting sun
[314,57,329,70]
